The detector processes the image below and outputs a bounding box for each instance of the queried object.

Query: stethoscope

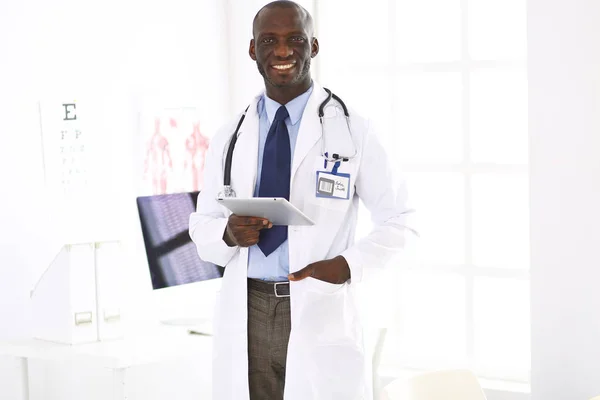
[219,88,357,199]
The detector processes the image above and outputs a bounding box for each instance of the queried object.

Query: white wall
[529,1,600,399]
[0,0,228,339]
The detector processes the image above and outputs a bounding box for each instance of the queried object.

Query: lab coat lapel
[231,96,260,198]
[291,82,328,183]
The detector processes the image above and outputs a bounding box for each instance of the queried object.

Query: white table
[0,326,213,400]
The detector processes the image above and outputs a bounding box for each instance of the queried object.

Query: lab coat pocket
[307,276,345,294]
[298,277,359,345]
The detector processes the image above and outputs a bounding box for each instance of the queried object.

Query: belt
[247,279,290,298]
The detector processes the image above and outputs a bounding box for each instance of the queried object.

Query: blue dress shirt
[247,85,313,281]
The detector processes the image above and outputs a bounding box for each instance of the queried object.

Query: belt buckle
[274,282,290,298]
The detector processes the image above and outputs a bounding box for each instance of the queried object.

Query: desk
[0,326,213,400]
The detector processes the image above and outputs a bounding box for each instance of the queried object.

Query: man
[189,2,415,399]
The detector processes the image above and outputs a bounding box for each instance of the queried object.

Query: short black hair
[252,1,314,38]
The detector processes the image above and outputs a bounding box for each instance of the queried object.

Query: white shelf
[0,326,212,369]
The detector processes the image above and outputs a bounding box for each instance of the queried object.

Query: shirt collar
[263,83,314,126]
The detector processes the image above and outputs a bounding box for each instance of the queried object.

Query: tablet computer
[217,197,315,226]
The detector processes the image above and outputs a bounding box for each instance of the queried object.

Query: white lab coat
[189,82,415,400]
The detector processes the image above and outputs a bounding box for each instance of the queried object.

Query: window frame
[313,0,530,384]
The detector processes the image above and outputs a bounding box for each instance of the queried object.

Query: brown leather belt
[247,279,290,297]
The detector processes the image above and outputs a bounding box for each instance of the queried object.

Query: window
[316,0,530,382]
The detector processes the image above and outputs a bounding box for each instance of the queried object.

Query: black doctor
[220,2,351,399]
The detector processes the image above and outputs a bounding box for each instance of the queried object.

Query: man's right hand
[223,214,272,247]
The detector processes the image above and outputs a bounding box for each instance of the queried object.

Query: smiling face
[249,3,319,101]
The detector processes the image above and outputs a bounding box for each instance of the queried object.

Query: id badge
[315,171,351,200]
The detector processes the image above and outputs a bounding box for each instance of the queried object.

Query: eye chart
[40,100,89,195]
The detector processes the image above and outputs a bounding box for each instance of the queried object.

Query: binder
[30,241,124,344]
[31,243,98,344]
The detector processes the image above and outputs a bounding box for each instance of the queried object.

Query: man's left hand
[288,256,351,284]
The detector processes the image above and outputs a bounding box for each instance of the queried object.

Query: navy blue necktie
[258,105,291,256]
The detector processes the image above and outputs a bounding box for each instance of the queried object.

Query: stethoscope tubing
[221,88,351,197]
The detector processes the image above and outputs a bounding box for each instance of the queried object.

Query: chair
[381,369,487,400]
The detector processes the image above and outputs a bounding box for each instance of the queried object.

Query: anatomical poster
[139,107,210,195]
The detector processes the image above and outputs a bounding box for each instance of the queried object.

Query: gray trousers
[247,279,291,400]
